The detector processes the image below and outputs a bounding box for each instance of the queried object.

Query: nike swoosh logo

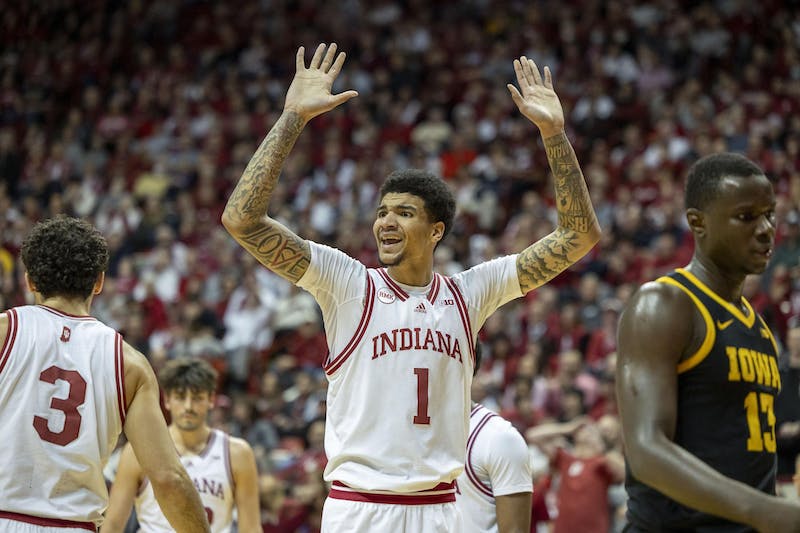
[717,319,734,330]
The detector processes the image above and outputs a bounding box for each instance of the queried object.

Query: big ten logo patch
[377,288,396,304]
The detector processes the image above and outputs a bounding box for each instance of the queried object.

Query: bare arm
[617,283,800,533]
[122,344,210,533]
[506,58,601,294]
[100,444,141,533]
[229,437,261,533]
[221,43,357,283]
[496,492,533,533]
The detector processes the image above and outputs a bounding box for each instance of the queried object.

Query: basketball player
[221,43,600,531]
[456,345,533,533]
[0,216,209,532]
[101,358,260,533]
[617,153,800,532]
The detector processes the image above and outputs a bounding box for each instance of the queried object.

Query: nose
[755,213,775,240]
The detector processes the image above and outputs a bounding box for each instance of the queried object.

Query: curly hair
[159,357,218,394]
[20,216,109,300]
[379,169,456,238]
[685,153,765,211]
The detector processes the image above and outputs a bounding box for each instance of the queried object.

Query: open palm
[507,57,565,136]
[284,43,358,122]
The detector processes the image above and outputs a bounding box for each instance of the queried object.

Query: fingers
[320,43,338,72]
[507,84,523,105]
[296,46,306,71]
[328,51,347,77]
[309,43,326,69]
[528,58,543,85]
[513,56,549,88]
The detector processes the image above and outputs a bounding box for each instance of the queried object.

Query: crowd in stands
[2,1,800,530]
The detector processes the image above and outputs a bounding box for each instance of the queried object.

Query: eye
[400,211,413,217]
[737,213,756,222]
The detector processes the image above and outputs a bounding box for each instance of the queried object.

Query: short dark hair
[159,358,218,394]
[685,153,765,210]
[21,216,109,299]
[380,169,456,238]
[473,341,483,377]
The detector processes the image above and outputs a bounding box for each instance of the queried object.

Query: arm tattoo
[516,133,599,293]
[236,224,310,283]
[544,132,593,234]
[223,111,312,283]
[225,111,306,225]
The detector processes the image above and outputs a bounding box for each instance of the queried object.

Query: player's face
[373,192,441,267]
[699,174,776,276]
[166,388,214,431]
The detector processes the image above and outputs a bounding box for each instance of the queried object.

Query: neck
[684,254,745,303]
[37,295,92,316]
[386,260,434,287]
[170,425,212,453]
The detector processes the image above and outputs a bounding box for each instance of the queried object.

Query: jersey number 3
[33,365,87,446]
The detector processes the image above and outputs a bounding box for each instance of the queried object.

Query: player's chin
[377,252,402,267]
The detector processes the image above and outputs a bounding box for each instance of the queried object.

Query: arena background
[1,1,799,531]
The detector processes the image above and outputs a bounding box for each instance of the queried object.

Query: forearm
[542,132,600,244]
[222,111,307,229]
[629,434,786,528]
[151,469,211,533]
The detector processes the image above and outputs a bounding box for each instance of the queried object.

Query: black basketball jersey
[625,268,781,532]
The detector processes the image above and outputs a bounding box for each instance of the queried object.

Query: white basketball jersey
[298,243,522,493]
[135,429,234,533]
[456,404,533,533]
[0,305,126,528]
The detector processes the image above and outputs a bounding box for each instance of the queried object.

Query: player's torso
[136,429,234,533]
[323,269,475,491]
[0,305,124,525]
[626,269,779,531]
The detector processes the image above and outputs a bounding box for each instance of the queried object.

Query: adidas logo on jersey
[414,302,426,313]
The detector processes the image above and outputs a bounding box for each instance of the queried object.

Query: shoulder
[619,280,696,336]
[227,435,256,465]
[120,340,158,406]
[485,418,529,458]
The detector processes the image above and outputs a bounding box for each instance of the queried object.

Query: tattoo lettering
[544,133,593,234]
[238,225,310,283]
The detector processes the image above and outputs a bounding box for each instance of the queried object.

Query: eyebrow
[376,204,419,213]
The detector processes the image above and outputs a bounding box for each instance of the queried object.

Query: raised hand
[284,43,358,123]
[507,57,565,137]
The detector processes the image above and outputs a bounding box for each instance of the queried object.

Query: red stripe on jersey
[37,305,97,320]
[443,277,475,366]
[115,333,126,425]
[324,274,376,375]
[377,269,409,301]
[329,480,456,505]
[0,510,96,531]
[0,309,18,376]
[465,410,497,497]
[427,273,441,304]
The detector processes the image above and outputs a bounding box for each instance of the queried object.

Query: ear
[24,272,36,293]
[686,208,706,238]
[92,272,105,295]
[431,221,445,243]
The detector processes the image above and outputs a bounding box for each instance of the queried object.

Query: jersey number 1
[413,368,430,425]
[33,365,87,446]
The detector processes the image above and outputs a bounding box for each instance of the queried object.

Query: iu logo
[60,326,71,343]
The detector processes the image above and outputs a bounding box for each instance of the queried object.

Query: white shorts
[0,517,95,532]
[322,497,462,533]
